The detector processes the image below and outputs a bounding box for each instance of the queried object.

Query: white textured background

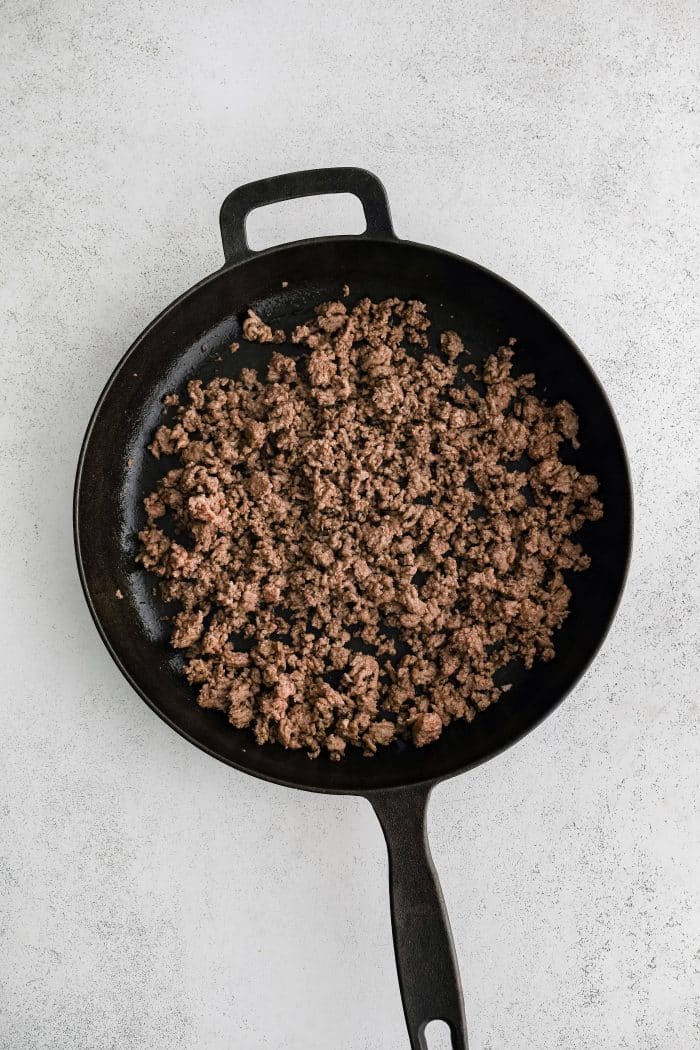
[1,2,698,1048]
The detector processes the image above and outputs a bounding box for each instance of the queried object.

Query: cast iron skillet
[74,168,632,1049]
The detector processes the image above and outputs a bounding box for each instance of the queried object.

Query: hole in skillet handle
[218,166,397,266]
[246,193,366,251]
[424,1019,455,1050]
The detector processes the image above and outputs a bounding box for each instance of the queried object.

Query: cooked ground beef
[137,297,602,760]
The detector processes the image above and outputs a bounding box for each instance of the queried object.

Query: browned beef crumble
[242,309,285,345]
[137,297,602,760]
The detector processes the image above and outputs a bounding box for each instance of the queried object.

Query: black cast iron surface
[74,168,632,1050]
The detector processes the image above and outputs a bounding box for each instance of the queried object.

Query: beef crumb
[137,297,602,761]
[242,309,285,344]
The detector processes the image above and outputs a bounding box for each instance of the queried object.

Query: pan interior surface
[75,237,631,794]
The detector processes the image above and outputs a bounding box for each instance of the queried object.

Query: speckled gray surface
[1,2,698,1048]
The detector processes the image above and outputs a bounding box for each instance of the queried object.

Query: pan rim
[73,233,633,796]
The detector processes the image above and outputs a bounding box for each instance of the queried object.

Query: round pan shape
[75,169,632,1049]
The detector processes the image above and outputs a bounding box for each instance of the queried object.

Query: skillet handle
[219,167,396,265]
[370,785,468,1050]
